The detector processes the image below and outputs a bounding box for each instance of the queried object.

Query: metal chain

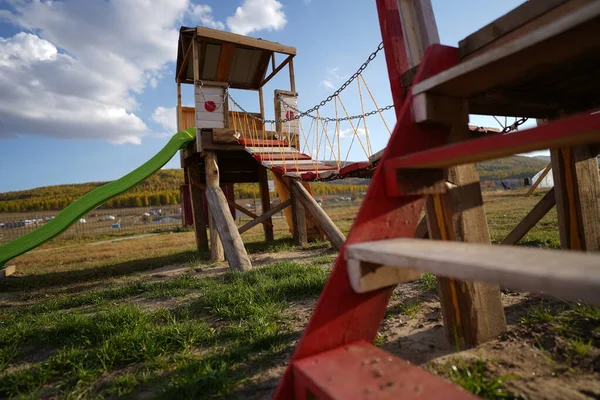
[501,117,529,133]
[227,42,386,124]
[284,101,394,122]
[196,80,227,111]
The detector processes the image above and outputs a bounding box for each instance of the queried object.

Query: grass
[416,272,438,293]
[442,359,521,400]
[0,261,329,398]
[0,190,569,397]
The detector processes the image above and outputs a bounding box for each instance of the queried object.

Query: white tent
[531,167,554,188]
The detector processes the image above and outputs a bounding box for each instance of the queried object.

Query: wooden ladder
[273,0,600,398]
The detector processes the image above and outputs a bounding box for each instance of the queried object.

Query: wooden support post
[204,151,251,271]
[551,145,600,251]
[291,185,308,246]
[187,160,209,253]
[239,199,291,235]
[502,188,556,245]
[208,211,224,262]
[526,163,551,196]
[288,58,296,92]
[0,265,16,279]
[426,164,507,348]
[290,180,345,250]
[414,215,429,238]
[258,166,274,242]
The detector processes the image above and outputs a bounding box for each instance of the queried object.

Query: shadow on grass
[0,250,208,292]
[244,237,331,255]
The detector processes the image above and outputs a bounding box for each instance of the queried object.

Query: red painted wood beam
[239,138,289,147]
[385,112,600,170]
[254,153,312,162]
[376,0,411,118]
[293,341,477,400]
[273,44,460,399]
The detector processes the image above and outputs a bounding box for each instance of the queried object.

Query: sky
[0,0,536,193]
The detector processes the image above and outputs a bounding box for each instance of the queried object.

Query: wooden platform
[346,238,600,305]
[412,0,600,118]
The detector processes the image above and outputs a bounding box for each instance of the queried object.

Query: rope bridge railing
[199,41,529,181]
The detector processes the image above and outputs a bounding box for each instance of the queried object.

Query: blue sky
[0,0,531,193]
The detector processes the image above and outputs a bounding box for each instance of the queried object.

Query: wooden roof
[176,26,296,90]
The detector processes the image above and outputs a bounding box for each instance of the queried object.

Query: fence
[0,193,364,245]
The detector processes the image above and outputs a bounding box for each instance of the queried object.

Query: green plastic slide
[0,127,197,268]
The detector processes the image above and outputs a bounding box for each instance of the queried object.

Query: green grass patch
[416,272,438,293]
[443,359,521,399]
[0,262,329,399]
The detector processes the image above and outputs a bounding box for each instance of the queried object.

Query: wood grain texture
[346,238,600,305]
[291,180,345,250]
[294,341,478,400]
[502,188,556,245]
[187,162,209,253]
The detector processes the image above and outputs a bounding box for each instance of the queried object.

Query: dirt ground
[223,256,600,400]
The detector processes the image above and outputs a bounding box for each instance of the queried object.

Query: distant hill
[477,155,547,182]
[0,155,548,212]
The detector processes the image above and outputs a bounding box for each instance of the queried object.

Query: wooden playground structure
[176,0,600,397]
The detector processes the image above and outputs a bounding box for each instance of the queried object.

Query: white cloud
[227,0,287,36]
[0,33,147,144]
[189,4,225,30]
[320,67,346,91]
[320,80,334,90]
[0,0,219,144]
[338,127,367,138]
[152,107,178,133]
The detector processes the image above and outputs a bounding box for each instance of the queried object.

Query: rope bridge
[204,42,528,182]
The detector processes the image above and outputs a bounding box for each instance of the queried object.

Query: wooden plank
[412,93,468,125]
[526,163,552,196]
[253,51,272,87]
[258,166,274,242]
[552,145,600,251]
[290,180,345,250]
[293,341,478,400]
[0,265,16,279]
[212,128,240,143]
[412,2,600,98]
[414,215,428,239]
[177,34,195,81]
[346,258,421,293]
[239,199,291,235]
[260,54,294,87]
[375,0,414,117]
[384,112,600,170]
[459,0,568,59]
[216,42,236,82]
[425,164,506,348]
[502,188,556,245]
[346,238,600,305]
[291,185,308,246]
[187,161,209,253]
[288,57,296,92]
[204,151,251,270]
[462,0,592,60]
[195,26,296,55]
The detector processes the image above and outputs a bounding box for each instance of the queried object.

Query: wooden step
[412,1,600,117]
[345,238,600,304]
[293,341,477,400]
[239,138,289,147]
[384,111,600,171]
[254,153,312,162]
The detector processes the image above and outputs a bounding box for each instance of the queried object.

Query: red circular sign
[204,101,217,112]
[285,110,295,119]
